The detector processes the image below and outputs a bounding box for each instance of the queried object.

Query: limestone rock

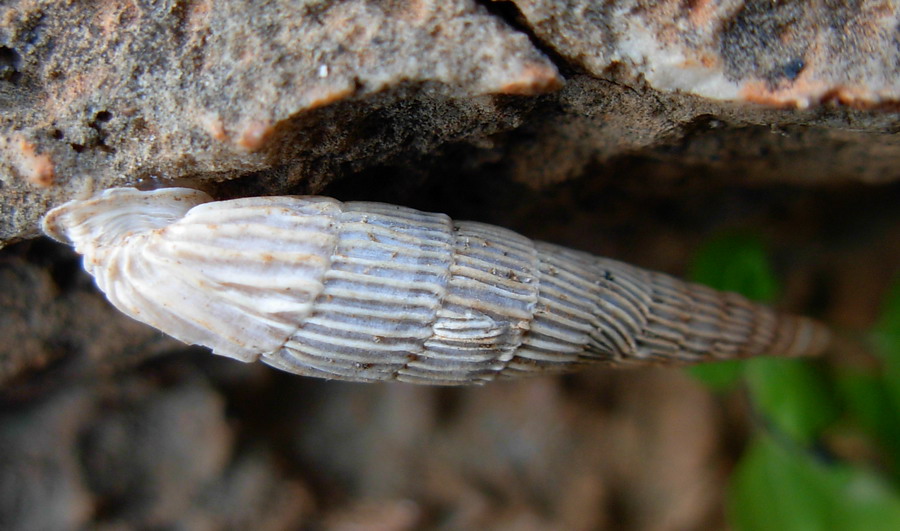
[512,0,900,107]
[3,1,900,245]
[0,0,560,243]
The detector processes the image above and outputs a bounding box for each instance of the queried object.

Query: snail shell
[42,187,830,385]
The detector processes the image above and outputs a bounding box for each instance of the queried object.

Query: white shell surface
[43,187,831,384]
[44,188,341,362]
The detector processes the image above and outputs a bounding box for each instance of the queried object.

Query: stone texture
[0,351,730,529]
[513,0,900,107]
[0,367,310,530]
[0,239,181,386]
[0,388,93,531]
[2,0,900,244]
[282,371,725,529]
[0,0,560,243]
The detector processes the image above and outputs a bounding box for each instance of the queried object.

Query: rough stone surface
[513,0,900,107]
[0,348,730,529]
[0,369,309,530]
[2,0,900,243]
[0,0,560,243]
[0,239,181,387]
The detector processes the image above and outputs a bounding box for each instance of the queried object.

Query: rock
[0,388,94,531]
[185,449,312,531]
[3,1,900,244]
[513,0,900,107]
[0,366,312,529]
[0,239,181,387]
[78,375,234,526]
[0,0,560,243]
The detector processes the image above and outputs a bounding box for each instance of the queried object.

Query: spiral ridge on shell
[42,187,831,385]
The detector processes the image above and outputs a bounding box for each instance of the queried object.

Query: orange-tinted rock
[513,0,900,107]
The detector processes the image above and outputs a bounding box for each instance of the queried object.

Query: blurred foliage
[688,233,900,531]
[732,436,900,531]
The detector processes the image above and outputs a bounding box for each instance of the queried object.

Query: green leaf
[687,360,744,391]
[730,437,833,531]
[833,468,900,531]
[835,369,900,474]
[875,277,900,340]
[731,436,900,531]
[744,357,839,444]
[688,233,779,303]
[872,277,900,431]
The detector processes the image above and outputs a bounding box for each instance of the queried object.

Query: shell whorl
[42,187,831,385]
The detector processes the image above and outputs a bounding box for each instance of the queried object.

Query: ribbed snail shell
[42,187,830,385]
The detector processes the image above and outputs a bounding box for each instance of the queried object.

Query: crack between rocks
[474,1,683,135]
[474,0,673,125]
[474,0,585,78]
